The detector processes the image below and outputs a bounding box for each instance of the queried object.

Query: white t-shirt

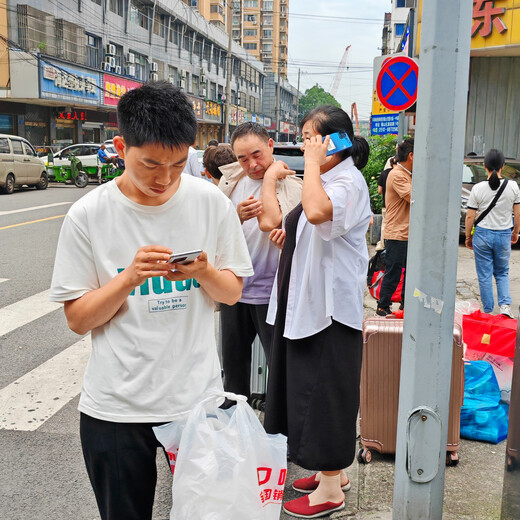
[229,175,280,304]
[267,157,372,337]
[468,178,520,230]
[50,175,253,423]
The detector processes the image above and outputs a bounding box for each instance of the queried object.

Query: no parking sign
[376,56,419,112]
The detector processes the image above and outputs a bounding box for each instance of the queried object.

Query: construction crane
[329,45,351,98]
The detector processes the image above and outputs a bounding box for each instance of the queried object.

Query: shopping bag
[460,361,509,444]
[368,269,404,302]
[154,390,287,520]
[462,310,517,358]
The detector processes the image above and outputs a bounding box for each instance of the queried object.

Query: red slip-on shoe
[283,495,345,518]
[292,473,351,493]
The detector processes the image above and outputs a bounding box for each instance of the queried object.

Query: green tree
[298,85,341,121]
[361,134,399,214]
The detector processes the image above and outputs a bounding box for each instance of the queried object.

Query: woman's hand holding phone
[303,134,329,167]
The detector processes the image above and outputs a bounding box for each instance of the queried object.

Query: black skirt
[264,203,363,471]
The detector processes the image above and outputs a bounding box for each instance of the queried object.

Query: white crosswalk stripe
[0,289,61,337]
[0,336,90,431]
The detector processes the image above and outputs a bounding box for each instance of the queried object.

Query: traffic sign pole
[392,0,472,518]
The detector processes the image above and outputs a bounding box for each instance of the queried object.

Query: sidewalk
[279,243,518,520]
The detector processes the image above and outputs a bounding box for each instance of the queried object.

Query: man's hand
[465,236,473,250]
[165,251,208,281]
[269,228,286,250]
[237,195,262,223]
[512,231,519,245]
[265,160,296,180]
[121,245,173,287]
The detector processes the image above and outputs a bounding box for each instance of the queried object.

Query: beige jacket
[218,161,303,218]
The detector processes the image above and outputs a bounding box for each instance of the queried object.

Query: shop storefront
[102,73,143,140]
[416,0,520,158]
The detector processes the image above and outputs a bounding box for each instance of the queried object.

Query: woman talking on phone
[264,105,371,518]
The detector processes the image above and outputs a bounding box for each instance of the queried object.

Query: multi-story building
[186,0,289,79]
[381,0,415,55]
[262,73,299,141]
[0,0,266,149]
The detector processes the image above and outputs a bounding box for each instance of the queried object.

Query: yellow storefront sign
[416,0,520,54]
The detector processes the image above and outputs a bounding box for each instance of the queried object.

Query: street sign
[376,56,419,112]
[371,113,400,136]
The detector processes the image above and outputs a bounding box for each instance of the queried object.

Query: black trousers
[80,413,169,520]
[378,239,408,309]
[220,302,273,399]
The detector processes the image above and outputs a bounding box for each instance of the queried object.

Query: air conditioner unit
[151,62,158,72]
[167,75,175,85]
[200,85,207,97]
[107,56,116,68]
[179,70,187,78]
[179,77,186,89]
[114,65,122,74]
[126,65,136,76]
[150,72,159,81]
[102,62,112,72]
[252,20,257,25]
[127,53,135,64]
[106,43,116,56]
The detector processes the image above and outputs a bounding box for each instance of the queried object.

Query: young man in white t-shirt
[49,82,253,520]
[218,122,302,399]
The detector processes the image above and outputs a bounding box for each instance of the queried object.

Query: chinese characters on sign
[205,101,221,118]
[42,65,97,95]
[472,0,507,38]
[57,111,86,121]
[103,74,142,107]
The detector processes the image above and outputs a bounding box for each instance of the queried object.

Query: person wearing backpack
[465,148,520,318]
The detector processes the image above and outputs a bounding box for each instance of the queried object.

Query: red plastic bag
[462,310,517,358]
[368,269,404,303]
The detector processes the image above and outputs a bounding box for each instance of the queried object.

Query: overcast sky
[287,0,390,121]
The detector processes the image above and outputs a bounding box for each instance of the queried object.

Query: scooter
[46,154,89,188]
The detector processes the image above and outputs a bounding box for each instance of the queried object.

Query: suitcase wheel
[446,452,459,467]
[357,448,372,464]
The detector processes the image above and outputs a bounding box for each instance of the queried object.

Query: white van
[0,134,49,194]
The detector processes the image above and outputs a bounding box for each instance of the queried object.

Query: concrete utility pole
[223,2,234,143]
[392,1,472,519]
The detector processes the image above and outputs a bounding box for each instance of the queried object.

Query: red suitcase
[359,317,464,466]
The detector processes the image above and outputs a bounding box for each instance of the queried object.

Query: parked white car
[0,134,48,194]
[50,143,117,168]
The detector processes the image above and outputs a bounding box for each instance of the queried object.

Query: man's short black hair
[230,122,270,147]
[397,138,414,163]
[117,81,197,149]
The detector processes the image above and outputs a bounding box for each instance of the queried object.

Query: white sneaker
[500,305,514,319]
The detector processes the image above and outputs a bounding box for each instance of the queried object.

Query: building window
[154,13,167,37]
[130,1,149,30]
[262,15,272,26]
[263,1,273,10]
[244,0,258,7]
[244,14,257,23]
[396,0,405,7]
[394,23,405,36]
[86,33,101,68]
[244,29,257,37]
[91,0,101,5]
[262,43,272,52]
[210,4,224,14]
[244,43,257,50]
[262,29,272,38]
[109,0,123,15]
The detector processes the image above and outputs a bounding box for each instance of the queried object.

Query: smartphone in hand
[168,249,203,265]
[324,131,353,156]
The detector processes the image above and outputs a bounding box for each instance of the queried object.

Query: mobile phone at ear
[324,131,353,156]
[168,249,203,264]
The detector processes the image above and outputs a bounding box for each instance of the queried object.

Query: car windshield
[105,145,117,154]
[274,154,304,172]
[462,164,487,184]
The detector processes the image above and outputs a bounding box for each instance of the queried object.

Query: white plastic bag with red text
[154,390,287,520]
